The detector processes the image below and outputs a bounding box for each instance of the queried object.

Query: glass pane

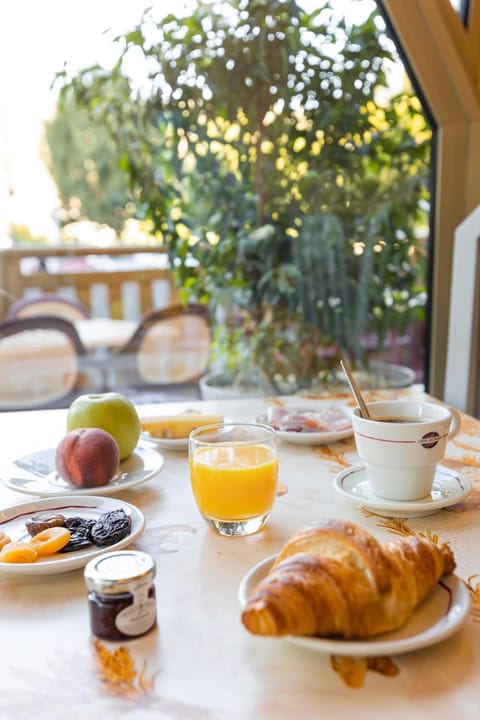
[449,0,470,22]
[0,0,432,408]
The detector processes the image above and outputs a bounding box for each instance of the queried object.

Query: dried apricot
[0,541,38,563]
[29,526,71,556]
[0,531,12,551]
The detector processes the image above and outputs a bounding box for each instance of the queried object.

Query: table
[0,386,479,719]
[75,318,138,351]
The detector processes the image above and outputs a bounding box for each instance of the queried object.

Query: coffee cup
[352,400,461,501]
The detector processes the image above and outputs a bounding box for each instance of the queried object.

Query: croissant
[241,519,455,639]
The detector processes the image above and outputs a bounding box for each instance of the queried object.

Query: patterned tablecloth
[1,386,479,719]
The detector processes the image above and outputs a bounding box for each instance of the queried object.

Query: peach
[55,428,120,488]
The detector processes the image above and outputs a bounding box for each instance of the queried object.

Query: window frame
[379,0,480,402]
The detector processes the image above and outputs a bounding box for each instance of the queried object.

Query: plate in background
[140,432,189,451]
[254,405,353,445]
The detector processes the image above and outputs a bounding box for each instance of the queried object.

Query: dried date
[25,514,66,536]
[90,509,131,547]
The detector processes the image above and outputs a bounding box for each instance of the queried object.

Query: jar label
[115,579,156,636]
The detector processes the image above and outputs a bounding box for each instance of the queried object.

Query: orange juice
[190,443,278,521]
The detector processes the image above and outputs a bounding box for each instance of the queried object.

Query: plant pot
[304,360,417,395]
[199,373,267,401]
[343,361,417,390]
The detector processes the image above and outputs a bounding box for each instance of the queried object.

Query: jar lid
[84,550,156,595]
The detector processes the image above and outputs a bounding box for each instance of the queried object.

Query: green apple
[67,392,141,460]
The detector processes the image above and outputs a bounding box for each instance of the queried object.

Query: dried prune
[25,514,66,536]
[59,535,92,553]
[59,517,96,553]
[90,509,131,547]
[64,516,96,533]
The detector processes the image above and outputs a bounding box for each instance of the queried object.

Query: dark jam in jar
[84,550,157,641]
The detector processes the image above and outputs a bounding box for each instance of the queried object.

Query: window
[2,0,460,408]
[381,0,480,407]
[450,0,470,22]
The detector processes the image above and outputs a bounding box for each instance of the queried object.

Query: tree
[44,94,134,235]
[54,0,430,391]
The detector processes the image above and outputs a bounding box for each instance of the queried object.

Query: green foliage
[53,0,430,391]
[9,224,50,245]
[44,94,134,234]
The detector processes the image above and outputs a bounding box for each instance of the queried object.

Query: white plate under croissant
[239,519,471,656]
[239,554,470,656]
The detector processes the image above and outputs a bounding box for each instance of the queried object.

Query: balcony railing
[0,243,424,409]
[0,245,178,320]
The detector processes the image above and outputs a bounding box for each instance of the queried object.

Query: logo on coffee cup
[420,431,440,449]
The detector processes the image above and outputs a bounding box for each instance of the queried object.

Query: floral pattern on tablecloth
[92,639,157,698]
[330,514,477,688]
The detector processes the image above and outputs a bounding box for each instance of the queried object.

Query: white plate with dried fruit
[0,496,145,575]
[0,442,164,497]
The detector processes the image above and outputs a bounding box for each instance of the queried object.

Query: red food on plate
[265,406,351,433]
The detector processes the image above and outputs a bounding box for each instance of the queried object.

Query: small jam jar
[84,550,157,641]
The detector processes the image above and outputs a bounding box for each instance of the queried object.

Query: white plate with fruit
[1,392,165,497]
[0,495,144,576]
[140,410,224,450]
[1,442,164,497]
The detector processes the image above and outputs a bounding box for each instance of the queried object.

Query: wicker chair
[107,304,211,401]
[5,293,90,323]
[0,316,97,410]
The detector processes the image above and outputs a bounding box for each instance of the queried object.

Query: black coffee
[373,416,425,423]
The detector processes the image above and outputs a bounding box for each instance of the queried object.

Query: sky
[0,0,377,244]
[0,0,166,242]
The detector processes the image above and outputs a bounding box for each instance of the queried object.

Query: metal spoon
[340,359,371,419]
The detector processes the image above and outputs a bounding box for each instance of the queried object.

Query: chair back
[5,293,90,322]
[113,304,211,388]
[0,316,88,410]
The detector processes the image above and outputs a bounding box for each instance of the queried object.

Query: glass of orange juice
[189,423,279,536]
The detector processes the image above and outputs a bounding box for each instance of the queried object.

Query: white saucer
[333,464,471,518]
[239,555,471,656]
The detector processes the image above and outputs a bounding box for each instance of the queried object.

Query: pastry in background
[141,412,223,439]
